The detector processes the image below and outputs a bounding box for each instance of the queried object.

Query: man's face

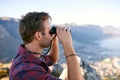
[39,19,54,48]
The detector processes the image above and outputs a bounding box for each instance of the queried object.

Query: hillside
[0,17,116,62]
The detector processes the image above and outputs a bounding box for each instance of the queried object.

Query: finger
[52,34,56,38]
[60,27,64,33]
[62,27,66,32]
[67,27,71,32]
[56,26,60,35]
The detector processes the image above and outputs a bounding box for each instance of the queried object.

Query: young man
[9,12,82,80]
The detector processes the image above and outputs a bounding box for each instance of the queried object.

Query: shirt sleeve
[43,55,55,66]
[14,70,62,80]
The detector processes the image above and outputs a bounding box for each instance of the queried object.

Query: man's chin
[43,44,50,48]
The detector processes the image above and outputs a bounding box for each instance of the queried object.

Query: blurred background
[0,0,120,80]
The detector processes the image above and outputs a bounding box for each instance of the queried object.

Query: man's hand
[56,26,72,47]
[49,36,59,64]
[56,26,73,56]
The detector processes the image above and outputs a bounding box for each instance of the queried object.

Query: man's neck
[25,43,43,57]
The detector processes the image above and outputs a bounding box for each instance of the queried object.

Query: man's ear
[34,32,41,40]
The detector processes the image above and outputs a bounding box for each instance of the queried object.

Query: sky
[0,0,120,28]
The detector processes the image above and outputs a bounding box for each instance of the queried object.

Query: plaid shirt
[9,44,61,80]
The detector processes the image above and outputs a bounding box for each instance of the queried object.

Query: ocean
[98,37,120,57]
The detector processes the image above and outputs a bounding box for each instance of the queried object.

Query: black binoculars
[50,26,71,34]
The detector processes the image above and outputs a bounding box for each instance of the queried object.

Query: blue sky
[0,0,120,27]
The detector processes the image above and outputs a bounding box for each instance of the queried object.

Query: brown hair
[19,12,51,44]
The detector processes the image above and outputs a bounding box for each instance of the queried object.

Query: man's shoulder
[10,56,45,74]
[10,61,48,80]
[11,58,44,72]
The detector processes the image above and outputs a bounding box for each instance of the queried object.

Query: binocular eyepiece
[50,26,56,34]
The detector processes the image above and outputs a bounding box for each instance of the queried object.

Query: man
[9,12,82,80]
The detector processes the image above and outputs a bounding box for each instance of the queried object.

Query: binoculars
[50,26,71,34]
